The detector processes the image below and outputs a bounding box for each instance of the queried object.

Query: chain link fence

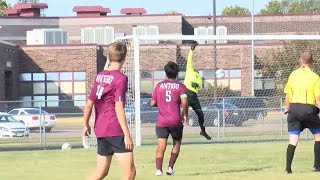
[0,97,314,150]
[0,100,87,151]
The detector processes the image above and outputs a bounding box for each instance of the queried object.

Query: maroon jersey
[89,70,128,137]
[152,79,187,127]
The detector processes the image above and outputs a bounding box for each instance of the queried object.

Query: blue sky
[7,0,271,16]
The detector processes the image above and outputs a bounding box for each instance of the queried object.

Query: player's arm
[150,100,157,107]
[83,100,94,137]
[150,85,158,107]
[82,81,97,137]
[115,101,133,150]
[186,49,194,73]
[180,86,189,125]
[314,78,320,108]
[283,73,293,113]
[186,42,198,74]
[114,77,133,150]
[181,95,188,125]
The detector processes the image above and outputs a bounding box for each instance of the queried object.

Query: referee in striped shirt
[284,51,320,174]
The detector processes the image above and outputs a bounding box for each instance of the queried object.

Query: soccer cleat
[284,169,292,174]
[166,167,175,176]
[156,170,163,176]
[200,131,212,140]
[313,167,320,172]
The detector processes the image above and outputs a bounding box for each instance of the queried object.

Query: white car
[0,113,29,138]
[8,108,56,132]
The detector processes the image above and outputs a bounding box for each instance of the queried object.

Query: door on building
[5,71,13,100]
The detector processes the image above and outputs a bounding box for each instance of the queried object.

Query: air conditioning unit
[194,26,208,44]
[133,25,159,44]
[81,26,115,45]
[194,26,228,44]
[26,29,69,45]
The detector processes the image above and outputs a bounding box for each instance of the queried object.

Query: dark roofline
[0,13,182,19]
[184,12,320,18]
[13,3,48,10]
[19,43,98,48]
[73,6,111,13]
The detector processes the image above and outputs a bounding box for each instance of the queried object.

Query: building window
[60,72,73,81]
[20,73,32,81]
[74,95,86,107]
[19,72,87,107]
[47,96,59,107]
[20,96,32,108]
[154,71,166,79]
[254,69,276,90]
[202,69,242,91]
[33,73,45,81]
[46,72,59,81]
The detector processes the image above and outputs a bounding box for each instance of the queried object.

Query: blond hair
[108,41,127,63]
[300,51,313,65]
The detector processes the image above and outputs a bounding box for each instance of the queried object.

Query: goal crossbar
[117,35,320,41]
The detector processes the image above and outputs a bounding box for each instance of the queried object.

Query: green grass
[0,141,319,180]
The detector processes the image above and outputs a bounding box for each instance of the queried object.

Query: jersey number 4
[96,85,104,99]
[166,90,172,102]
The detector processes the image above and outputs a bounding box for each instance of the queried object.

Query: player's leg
[192,96,211,140]
[304,110,320,172]
[87,138,113,180]
[155,127,169,176]
[309,115,320,172]
[285,112,302,174]
[312,132,320,172]
[87,155,113,180]
[114,152,136,180]
[187,90,210,139]
[110,136,136,180]
[166,126,183,175]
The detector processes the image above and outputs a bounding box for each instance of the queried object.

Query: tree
[258,40,320,95]
[17,0,39,3]
[221,5,251,16]
[0,0,10,16]
[165,10,181,14]
[260,0,320,14]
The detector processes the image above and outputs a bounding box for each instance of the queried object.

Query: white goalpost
[84,34,320,148]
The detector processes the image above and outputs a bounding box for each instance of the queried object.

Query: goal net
[84,35,320,148]
[83,38,139,148]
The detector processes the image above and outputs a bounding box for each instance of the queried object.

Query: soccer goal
[83,35,320,148]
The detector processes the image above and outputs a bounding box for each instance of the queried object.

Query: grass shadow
[186,166,272,176]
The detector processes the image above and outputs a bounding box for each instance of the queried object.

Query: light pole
[251,0,255,96]
[213,0,217,102]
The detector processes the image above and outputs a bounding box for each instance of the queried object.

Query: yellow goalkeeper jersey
[183,50,202,94]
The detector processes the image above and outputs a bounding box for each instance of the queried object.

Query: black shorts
[97,136,132,156]
[156,126,183,140]
[187,89,202,110]
[287,103,320,135]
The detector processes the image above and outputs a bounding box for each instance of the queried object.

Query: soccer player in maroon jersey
[82,42,136,180]
[150,61,189,176]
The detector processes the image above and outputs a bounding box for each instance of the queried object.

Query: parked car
[0,113,29,138]
[8,108,56,132]
[220,97,268,121]
[188,103,247,127]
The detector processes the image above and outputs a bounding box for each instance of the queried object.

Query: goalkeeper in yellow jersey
[184,41,211,140]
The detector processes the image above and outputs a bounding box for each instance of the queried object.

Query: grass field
[0,141,319,180]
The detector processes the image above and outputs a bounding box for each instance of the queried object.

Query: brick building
[0,3,316,108]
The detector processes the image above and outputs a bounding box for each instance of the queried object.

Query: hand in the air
[190,41,199,51]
